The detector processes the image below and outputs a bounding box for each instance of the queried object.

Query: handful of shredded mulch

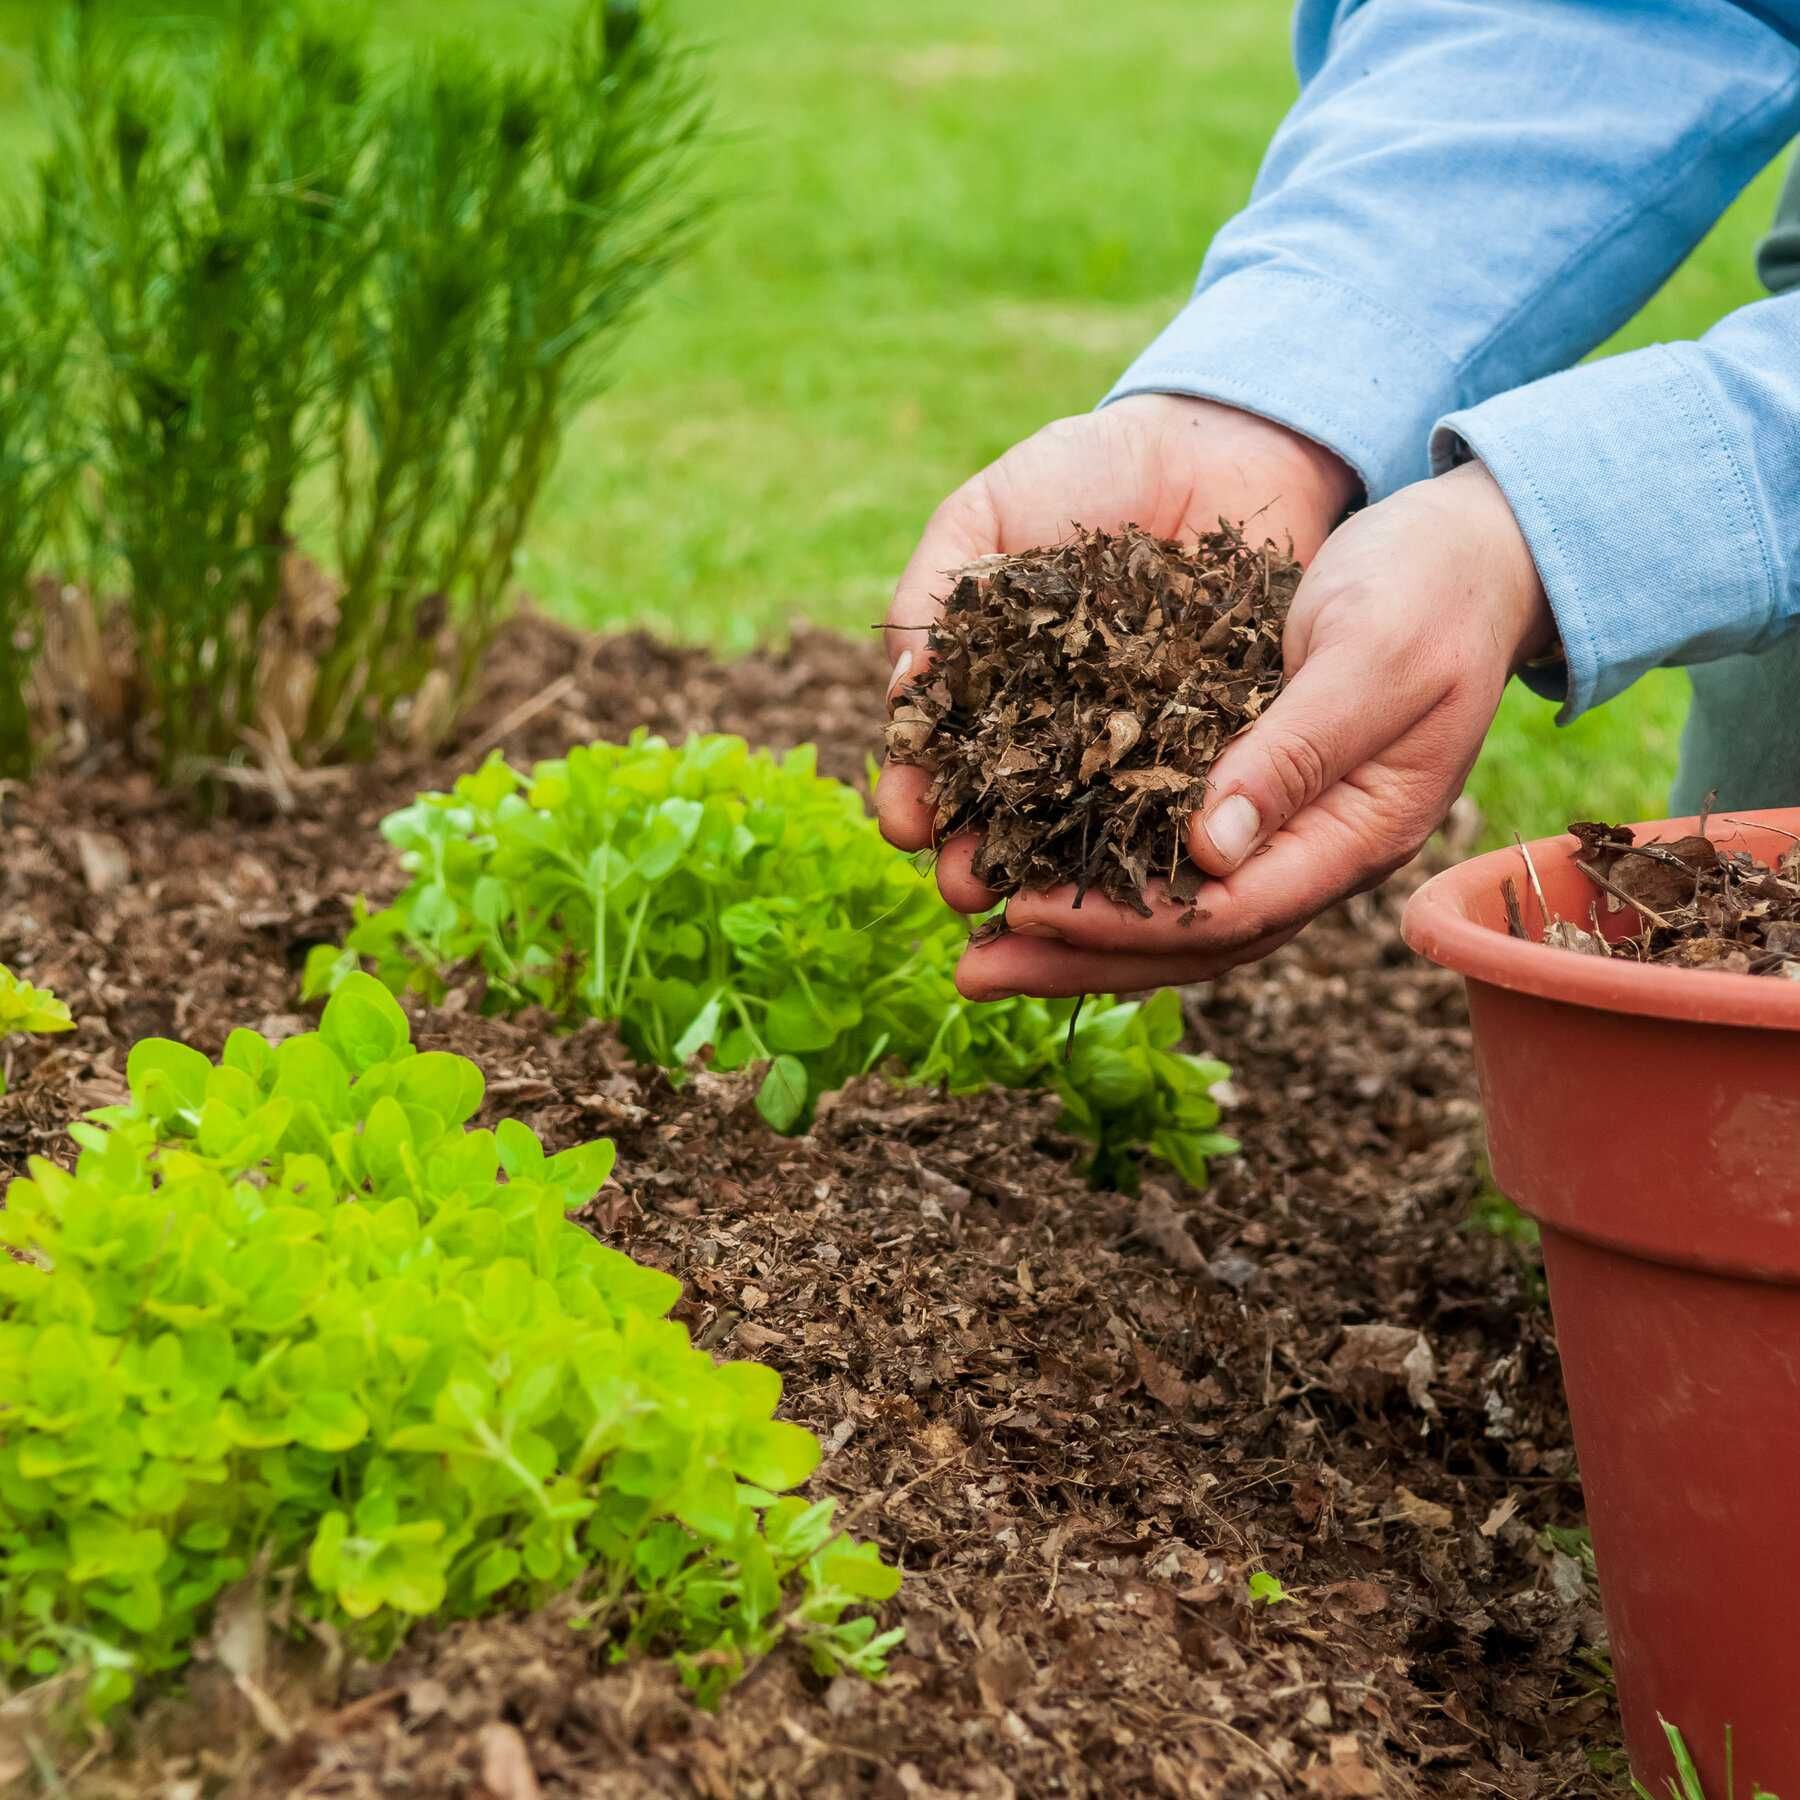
[885,522,1301,914]
[1509,819,1800,977]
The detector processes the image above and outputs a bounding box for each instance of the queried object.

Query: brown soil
[1515,820,1800,976]
[1,614,1611,1797]
[885,525,1298,913]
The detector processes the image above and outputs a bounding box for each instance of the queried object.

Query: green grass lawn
[0,0,1781,839]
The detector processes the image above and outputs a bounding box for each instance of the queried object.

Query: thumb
[884,480,1000,670]
[878,480,1002,855]
[1187,638,1416,876]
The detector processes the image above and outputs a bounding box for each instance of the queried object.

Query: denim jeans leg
[1671,636,1800,813]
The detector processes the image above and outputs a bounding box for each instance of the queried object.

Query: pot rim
[1401,807,1800,1032]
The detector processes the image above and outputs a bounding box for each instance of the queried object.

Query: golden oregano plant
[0,976,899,1720]
[0,966,75,1095]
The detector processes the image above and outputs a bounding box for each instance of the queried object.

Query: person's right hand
[876,393,1359,905]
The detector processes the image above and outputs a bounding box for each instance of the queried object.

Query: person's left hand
[941,459,1556,999]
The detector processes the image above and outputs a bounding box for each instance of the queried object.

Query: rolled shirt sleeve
[1105,0,1800,505]
[1433,295,1800,719]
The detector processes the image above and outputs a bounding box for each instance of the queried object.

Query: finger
[955,924,1300,1001]
[1004,879,1220,954]
[1187,637,1436,877]
[1007,755,1449,957]
[875,759,937,852]
[934,832,1001,914]
[1187,767,1445,944]
[873,782,1003,916]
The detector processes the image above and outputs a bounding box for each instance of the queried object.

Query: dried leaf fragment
[1479,1493,1522,1539]
[76,828,131,896]
[1299,1735,1384,1797]
[1391,1486,1454,1532]
[1330,1323,1439,1415]
[478,1721,544,1800]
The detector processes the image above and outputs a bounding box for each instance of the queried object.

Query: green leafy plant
[1469,1183,1540,1249]
[303,732,1237,1188]
[22,0,701,780]
[0,974,899,1718]
[0,966,75,1096]
[1632,1719,1779,1800]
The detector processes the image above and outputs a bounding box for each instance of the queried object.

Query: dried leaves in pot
[1516,819,1800,977]
[885,523,1301,915]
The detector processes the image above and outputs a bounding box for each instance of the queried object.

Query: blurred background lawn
[0,0,1781,839]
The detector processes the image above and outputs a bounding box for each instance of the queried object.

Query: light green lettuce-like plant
[0,974,899,1718]
[303,732,1237,1190]
[0,965,75,1095]
[1246,1570,1292,1606]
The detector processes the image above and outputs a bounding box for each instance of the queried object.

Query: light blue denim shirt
[1105,0,1800,721]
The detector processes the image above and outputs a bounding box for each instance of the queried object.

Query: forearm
[1435,291,1800,719]
[1107,0,1800,500]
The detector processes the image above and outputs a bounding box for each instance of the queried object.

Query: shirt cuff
[1102,265,1461,504]
[1431,345,1779,722]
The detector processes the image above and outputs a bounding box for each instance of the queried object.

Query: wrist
[1114,393,1361,550]
[1436,459,1555,667]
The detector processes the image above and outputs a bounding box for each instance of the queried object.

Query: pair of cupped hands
[877,396,1556,999]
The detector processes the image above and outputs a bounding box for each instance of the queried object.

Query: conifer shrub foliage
[312,0,701,754]
[0,221,78,781]
[0,976,899,1718]
[304,734,1238,1189]
[11,0,702,781]
[45,7,375,780]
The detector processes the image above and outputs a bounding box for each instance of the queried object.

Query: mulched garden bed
[0,616,1611,1797]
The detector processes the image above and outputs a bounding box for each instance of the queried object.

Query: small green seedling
[0,965,74,1094]
[304,733,1237,1189]
[1468,1183,1540,1249]
[1540,1523,1597,1573]
[1632,1718,1780,1800]
[1247,1570,1291,1606]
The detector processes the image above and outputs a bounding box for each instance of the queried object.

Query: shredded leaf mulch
[2,613,1617,1797]
[886,524,1300,914]
[1511,819,1800,976]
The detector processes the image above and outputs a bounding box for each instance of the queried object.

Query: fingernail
[1008,921,1065,942]
[886,649,915,705]
[1207,793,1262,869]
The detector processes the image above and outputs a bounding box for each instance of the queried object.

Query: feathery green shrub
[20,0,702,780]
[44,8,374,776]
[0,210,78,780]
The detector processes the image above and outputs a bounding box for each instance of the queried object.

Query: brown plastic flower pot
[1402,807,1800,1794]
